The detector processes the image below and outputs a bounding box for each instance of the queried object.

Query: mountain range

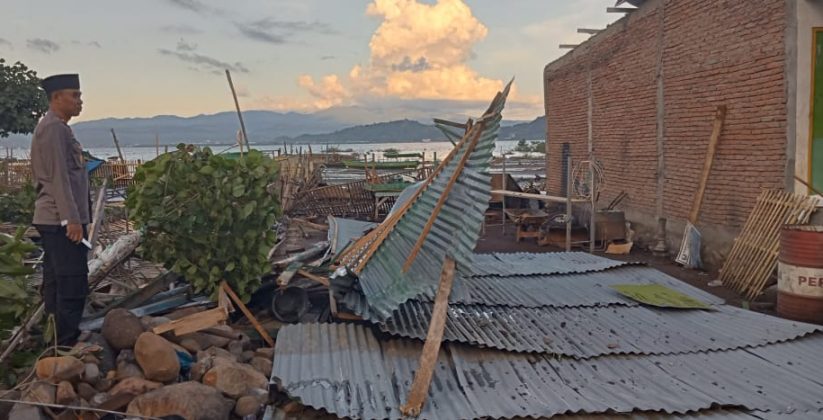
[1,108,546,148]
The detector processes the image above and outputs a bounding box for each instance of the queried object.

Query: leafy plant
[0,59,48,138]
[127,145,280,301]
[513,139,546,154]
[0,227,37,341]
[0,183,36,224]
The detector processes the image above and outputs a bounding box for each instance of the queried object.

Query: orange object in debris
[778,225,823,324]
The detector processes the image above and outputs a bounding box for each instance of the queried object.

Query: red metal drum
[778,225,823,323]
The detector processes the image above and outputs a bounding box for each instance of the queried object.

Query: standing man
[30,74,90,346]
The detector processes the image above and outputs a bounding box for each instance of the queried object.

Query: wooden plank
[491,189,589,203]
[87,180,108,252]
[577,28,602,34]
[221,282,275,347]
[297,269,330,287]
[607,7,636,12]
[688,105,726,223]
[400,256,456,417]
[403,125,485,272]
[276,262,301,287]
[559,44,579,49]
[152,307,228,336]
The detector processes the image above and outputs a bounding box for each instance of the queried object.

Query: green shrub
[127,145,280,301]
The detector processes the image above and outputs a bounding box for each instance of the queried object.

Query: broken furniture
[364,182,409,221]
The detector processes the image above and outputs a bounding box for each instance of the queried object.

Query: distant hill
[1,109,545,147]
[277,116,546,144]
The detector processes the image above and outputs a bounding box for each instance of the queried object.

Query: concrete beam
[607,7,636,13]
[559,44,579,49]
[577,28,602,34]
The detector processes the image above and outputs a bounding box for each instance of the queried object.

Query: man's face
[52,89,83,117]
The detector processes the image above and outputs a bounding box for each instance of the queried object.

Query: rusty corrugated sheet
[380,300,821,357]
[272,323,823,420]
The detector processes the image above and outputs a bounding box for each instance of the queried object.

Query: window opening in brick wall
[810,29,823,193]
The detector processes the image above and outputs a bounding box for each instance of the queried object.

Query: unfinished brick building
[544,0,822,267]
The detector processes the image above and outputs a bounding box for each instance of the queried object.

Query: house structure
[544,0,823,267]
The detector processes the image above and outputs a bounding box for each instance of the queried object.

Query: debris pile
[6,305,276,419]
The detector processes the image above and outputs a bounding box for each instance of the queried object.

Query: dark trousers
[35,225,89,346]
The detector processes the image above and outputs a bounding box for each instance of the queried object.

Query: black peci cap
[41,74,80,96]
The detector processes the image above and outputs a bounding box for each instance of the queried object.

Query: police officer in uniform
[30,74,90,346]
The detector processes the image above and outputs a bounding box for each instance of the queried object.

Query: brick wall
[545,0,787,238]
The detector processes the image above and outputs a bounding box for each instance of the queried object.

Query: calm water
[6,140,541,162]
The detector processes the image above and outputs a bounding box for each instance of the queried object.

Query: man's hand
[66,223,83,243]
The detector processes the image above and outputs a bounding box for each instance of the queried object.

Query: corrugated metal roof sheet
[380,301,821,357]
[327,216,376,257]
[470,252,631,276]
[337,82,512,320]
[450,265,726,308]
[272,323,823,420]
[338,265,725,320]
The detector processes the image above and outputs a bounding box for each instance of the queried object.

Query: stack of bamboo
[719,189,818,300]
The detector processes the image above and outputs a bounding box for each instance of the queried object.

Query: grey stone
[102,308,145,350]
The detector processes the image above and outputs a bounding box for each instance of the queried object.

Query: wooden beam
[490,189,589,204]
[403,123,485,272]
[297,269,330,287]
[577,28,602,34]
[152,306,228,336]
[688,105,726,224]
[559,44,579,49]
[221,282,275,347]
[400,257,456,416]
[607,7,636,12]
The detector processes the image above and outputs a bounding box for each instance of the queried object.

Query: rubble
[35,357,84,382]
[101,308,145,350]
[134,332,180,383]
[126,381,233,420]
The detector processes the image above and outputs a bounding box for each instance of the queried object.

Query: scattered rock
[237,333,252,351]
[234,395,263,417]
[250,357,273,376]
[22,381,55,405]
[95,377,114,393]
[8,403,48,420]
[0,390,20,418]
[240,350,255,363]
[115,362,145,381]
[202,360,268,398]
[116,349,136,364]
[254,347,275,360]
[134,332,180,383]
[83,363,100,384]
[56,381,77,405]
[179,338,202,353]
[82,354,100,365]
[127,381,232,420]
[190,360,211,382]
[110,377,163,397]
[76,382,97,401]
[228,340,244,357]
[83,333,116,374]
[91,393,108,406]
[197,347,236,362]
[35,357,84,382]
[102,308,145,350]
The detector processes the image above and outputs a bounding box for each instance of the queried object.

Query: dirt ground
[475,224,750,309]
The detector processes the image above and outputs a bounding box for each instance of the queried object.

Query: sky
[0,0,622,123]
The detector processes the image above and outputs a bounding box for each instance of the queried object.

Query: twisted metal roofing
[336,82,512,320]
[380,300,821,357]
[272,323,823,420]
[326,216,376,257]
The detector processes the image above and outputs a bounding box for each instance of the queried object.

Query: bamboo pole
[225,69,249,157]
